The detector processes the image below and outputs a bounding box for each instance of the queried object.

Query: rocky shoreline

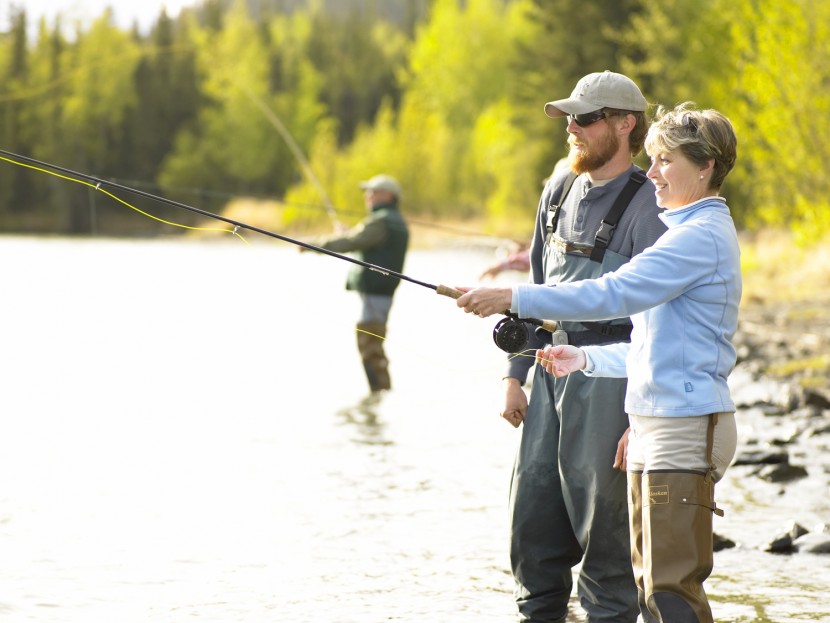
[724,301,830,554]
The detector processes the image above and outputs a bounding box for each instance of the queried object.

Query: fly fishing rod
[0,148,556,353]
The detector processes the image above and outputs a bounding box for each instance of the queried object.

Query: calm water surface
[0,236,827,622]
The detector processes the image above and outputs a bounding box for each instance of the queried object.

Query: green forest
[1,0,828,242]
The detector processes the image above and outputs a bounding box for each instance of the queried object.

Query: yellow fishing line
[356,328,385,341]
[0,154,248,244]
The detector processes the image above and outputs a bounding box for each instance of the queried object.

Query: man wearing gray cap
[307,174,409,392]
[501,72,666,622]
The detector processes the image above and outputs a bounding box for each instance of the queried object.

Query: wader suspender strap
[544,172,578,245]
[580,170,647,338]
[589,169,647,263]
[541,169,644,344]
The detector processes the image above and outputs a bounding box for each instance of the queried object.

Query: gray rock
[758,463,809,482]
[733,448,789,466]
[766,521,809,554]
[803,389,830,410]
[713,532,736,552]
[794,533,830,554]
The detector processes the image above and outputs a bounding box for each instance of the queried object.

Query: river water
[0,236,827,622]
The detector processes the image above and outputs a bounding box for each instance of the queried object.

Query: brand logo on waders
[647,485,670,505]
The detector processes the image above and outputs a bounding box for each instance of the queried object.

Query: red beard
[567,126,620,174]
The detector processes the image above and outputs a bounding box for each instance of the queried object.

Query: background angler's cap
[544,71,647,118]
[359,174,402,197]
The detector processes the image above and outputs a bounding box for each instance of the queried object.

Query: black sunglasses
[566,109,609,127]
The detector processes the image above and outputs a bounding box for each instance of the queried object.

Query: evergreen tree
[159,0,299,202]
[122,12,202,187]
[0,6,33,222]
[19,20,67,227]
[304,3,408,144]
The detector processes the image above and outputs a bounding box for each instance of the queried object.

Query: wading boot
[356,322,391,392]
[641,470,722,623]
[628,471,659,623]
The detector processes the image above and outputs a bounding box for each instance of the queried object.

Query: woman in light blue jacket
[457,103,740,623]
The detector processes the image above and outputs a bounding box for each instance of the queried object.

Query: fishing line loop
[0,151,249,244]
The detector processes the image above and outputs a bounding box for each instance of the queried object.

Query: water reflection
[336,391,394,447]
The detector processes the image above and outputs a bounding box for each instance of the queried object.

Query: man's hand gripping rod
[435,285,557,353]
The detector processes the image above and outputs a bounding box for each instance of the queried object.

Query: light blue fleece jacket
[512,197,741,417]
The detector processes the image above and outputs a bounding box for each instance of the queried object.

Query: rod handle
[436,284,464,299]
[539,319,559,333]
[436,284,557,333]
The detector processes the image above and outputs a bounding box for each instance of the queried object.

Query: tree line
[0,0,827,242]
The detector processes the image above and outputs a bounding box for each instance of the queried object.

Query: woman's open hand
[536,344,587,377]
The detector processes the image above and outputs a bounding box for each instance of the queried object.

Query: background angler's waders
[357,321,391,392]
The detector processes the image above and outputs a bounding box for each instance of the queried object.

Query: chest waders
[508,174,643,623]
[628,415,725,623]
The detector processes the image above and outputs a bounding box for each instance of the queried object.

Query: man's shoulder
[542,169,580,201]
[629,177,659,209]
[365,208,395,225]
[549,167,578,187]
[615,170,666,251]
[621,171,660,218]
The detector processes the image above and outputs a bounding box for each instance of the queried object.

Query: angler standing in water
[303,174,409,393]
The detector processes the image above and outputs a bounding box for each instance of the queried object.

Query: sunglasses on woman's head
[682,113,699,134]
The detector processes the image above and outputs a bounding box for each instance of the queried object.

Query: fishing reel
[493,316,530,353]
[493,314,558,353]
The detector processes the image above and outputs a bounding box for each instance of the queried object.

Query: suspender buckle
[590,221,615,262]
[594,220,616,247]
[545,210,557,236]
[544,209,557,246]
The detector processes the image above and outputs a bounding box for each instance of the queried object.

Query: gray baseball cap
[544,71,647,118]
[359,174,401,197]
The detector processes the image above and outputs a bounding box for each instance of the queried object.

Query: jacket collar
[659,197,728,228]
